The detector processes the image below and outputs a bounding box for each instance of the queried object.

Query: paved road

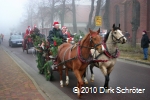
[2,37,150,100]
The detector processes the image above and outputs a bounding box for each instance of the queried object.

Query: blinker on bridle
[79,34,102,49]
[90,35,102,49]
[111,30,125,43]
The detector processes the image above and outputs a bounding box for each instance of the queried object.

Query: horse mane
[80,32,90,44]
[104,30,111,43]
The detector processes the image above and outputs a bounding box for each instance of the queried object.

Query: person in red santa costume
[23,26,32,49]
[61,26,72,43]
[26,26,31,35]
[24,26,31,39]
[32,25,40,35]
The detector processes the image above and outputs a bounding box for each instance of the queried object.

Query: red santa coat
[24,28,32,42]
[66,31,72,41]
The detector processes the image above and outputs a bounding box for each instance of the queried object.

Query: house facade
[103,0,150,42]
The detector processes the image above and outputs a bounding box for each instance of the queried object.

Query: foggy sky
[0,0,91,35]
[0,0,27,35]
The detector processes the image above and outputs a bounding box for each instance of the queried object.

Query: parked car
[9,35,23,47]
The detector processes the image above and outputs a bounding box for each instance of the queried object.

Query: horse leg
[104,74,110,89]
[100,65,109,92]
[90,64,94,82]
[65,67,69,86]
[74,69,84,98]
[80,69,87,95]
[104,66,114,91]
[83,67,88,84]
[58,65,63,87]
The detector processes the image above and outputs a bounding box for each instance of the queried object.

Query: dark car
[9,35,23,47]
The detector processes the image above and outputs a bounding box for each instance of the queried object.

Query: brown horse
[57,28,103,98]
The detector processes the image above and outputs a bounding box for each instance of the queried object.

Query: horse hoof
[84,81,88,84]
[60,85,63,87]
[90,79,94,82]
[77,94,81,99]
[65,83,69,86]
[104,89,109,93]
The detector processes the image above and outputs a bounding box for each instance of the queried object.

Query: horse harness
[55,35,103,67]
[57,30,122,66]
[93,31,121,60]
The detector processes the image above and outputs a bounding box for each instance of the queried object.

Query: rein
[91,49,109,63]
[56,33,103,66]
[77,34,102,63]
[77,41,93,63]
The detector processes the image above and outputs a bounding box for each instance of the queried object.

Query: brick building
[103,0,150,42]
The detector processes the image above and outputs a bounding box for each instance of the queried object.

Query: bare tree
[58,0,66,27]
[72,0,77,33]
[86,0,95,31]
[131,0,140,47]
[24,0,39,27]
[46,0,55,27]
[92,0,101,29]
[47,0,66,27]
[86,0,102,31]
[103,0,110,30]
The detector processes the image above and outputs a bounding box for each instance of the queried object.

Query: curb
[119,57,150,66]
[1,46,51,100]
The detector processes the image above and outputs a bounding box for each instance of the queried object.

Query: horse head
[112,24,127,44]
[89,28,103,53]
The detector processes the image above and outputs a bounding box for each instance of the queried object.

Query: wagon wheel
[22,43,25,52]
[49,67,53,81]
[40,68,44,74]
[26,44,28,54]
[34,49,37,54]
[22,46,24,52]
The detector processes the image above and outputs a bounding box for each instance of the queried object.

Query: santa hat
[143,30,147,33]
[28,26,30,28]
[62,26,67,30]
[53,21,59,26]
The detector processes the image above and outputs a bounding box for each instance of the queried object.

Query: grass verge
[118,43,150,63]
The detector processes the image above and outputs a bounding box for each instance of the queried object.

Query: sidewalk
[0,46,46,100]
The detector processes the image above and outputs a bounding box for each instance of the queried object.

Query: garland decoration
[43,60,54,81]
[74,30,85,43]
[30,32,46,74]
[36,50,45,74]
[50,36,62,57]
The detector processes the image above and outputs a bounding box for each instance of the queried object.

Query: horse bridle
[111,31,125,43]
[79,35,102,49]
[78,35,102,63]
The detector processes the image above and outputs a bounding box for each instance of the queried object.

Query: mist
[0,0,93,35]
[0,0,27,35]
